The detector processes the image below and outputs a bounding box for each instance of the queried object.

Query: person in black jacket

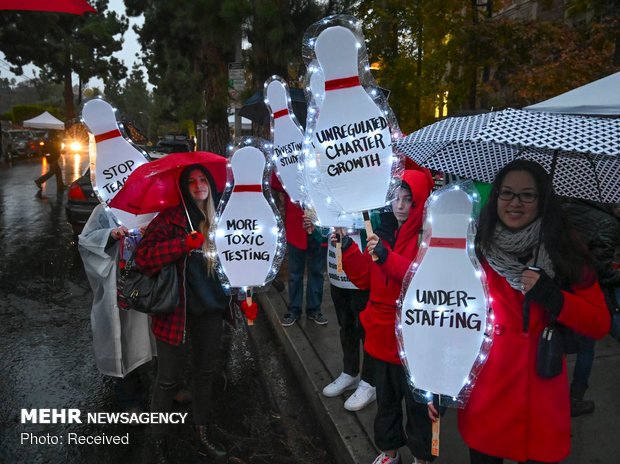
[564,198,620,416]
[34,131,65,193]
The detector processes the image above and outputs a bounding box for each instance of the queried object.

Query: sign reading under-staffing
[398,186,491,403]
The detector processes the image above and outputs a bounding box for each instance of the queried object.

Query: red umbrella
[0,0,96,15]
[109,151,228,215]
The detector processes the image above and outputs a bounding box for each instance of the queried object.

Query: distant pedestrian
[35,130,65,193]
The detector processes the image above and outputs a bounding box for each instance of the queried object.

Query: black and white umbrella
[395,109,620,203]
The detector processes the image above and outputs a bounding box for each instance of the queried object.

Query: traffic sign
[228,62,245,92]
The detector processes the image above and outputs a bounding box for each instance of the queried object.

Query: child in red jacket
[338,170,434,464]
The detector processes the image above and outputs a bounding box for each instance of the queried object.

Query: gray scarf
[482,219,555,291]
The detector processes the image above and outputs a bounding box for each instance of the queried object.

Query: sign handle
[431,416,440,457]
[245,289,254,326]
[335,233,343,273]
[303,208,312,235]
[362,211,378,262]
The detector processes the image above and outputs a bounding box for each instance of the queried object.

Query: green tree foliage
[442,1,618,113]
[245,0,355,90]
[124,0,356,151]
[0,1,127,123]
[471,19,619,108]
[567,0,620,64]
[355,0,466,133]
[102,64,154,141]
[0,78,64,116]
[125,0,252,155]
[356,1,618,131]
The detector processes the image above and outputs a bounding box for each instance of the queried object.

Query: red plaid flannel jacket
[135,205,191,346]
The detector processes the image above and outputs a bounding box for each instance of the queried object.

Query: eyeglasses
[498,190,538,203]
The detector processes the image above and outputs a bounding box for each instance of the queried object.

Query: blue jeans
[572,335,595,391]
[611,313,620,342]
[287,240,327,318]
[611,287,620,342]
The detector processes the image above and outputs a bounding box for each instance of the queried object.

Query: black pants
[373,356,434,461]
[329,285,374,384]
[469,448,557,464]
[151,311,223,438]
[113,361,153,411]
[36,159,64,190]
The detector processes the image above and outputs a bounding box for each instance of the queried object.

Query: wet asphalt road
[0,155,333,464]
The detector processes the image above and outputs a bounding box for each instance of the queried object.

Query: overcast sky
[0,0,145,91]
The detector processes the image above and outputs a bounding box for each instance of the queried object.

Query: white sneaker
[322,372,360,397]
[372,450,400,464]
[344,380,376,411]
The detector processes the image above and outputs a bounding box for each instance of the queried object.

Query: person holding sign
[322,228,376,411]
[135,165,229,463]
[338,169,434,464]
[428,160,610,464]
[280,193,329,327]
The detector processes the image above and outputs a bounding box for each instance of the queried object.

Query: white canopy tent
[22,111,65,130]
[524,72,620,116]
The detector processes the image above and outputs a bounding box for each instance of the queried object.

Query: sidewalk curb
[257,287,376,464]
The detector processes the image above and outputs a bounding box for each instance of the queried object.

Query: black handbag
[536,323,564,379]
[118,258,179,315]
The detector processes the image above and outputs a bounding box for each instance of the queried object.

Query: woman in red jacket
[135,164,228,463]
[339,169,434,464]
[430,160,610,463]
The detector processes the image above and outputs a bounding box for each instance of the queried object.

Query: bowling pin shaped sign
[265,76,304,204]
[300,61,356,228]
[397,183,492,407]
[214,140,285,290]
[82,99,156,230]
[302,15,403,214]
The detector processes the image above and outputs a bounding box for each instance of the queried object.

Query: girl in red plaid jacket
[136,164,228,462]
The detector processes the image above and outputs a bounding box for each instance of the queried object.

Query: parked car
[66,168,99,235]
[5,130,40,159]
[148,133,193,159]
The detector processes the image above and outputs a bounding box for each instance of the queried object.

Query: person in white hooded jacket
[78,204,156,412]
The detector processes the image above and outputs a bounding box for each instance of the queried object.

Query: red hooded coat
[341,170,433,364]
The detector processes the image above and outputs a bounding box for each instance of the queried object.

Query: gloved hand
[240,300,258,323]
[340,235,353,251]
[373,239,388,264]
[186,231,205,250]
[525,269,564,318]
